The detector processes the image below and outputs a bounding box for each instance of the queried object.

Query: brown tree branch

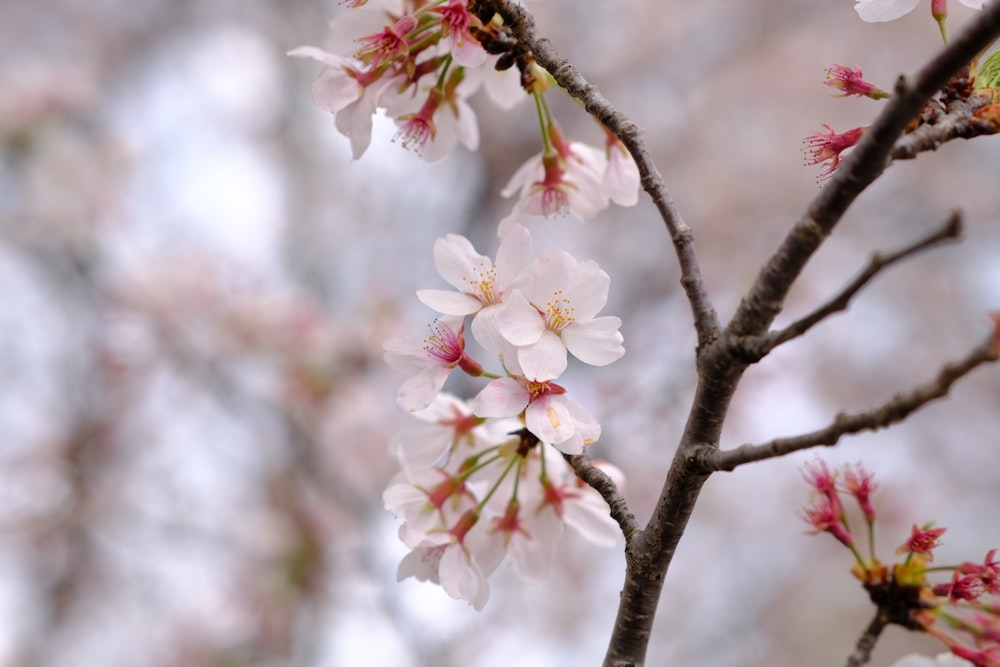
[477,4,1000,667]
[710,331,999,472]
[891,104,1000,160]
[482,0,720,351]
[845,611,889,667]
[564,452,642,543]
[728,2,1000,339]
[762,211,962,351]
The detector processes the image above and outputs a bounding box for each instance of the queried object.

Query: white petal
[433,235,490,291]
[470,304,507,355]
[527,250,577,303]
[854,0,920,22]
[604,144,640,207]
[391,422,451,469]
[517,330,568,382]
[472,378,529,418]
[525,395,576,448]
[397,545,442,583]
[494,223,534,290]
[497,290,545,345]
[440,545,489,611]
[565,259,610,319]
[382,482,426,517]
[417,289,482,316]
[500,153,543,199]
[509,511,561,585]
[562,317,625,367]
[563,491,620,547]
[396,366,451,412]
[309,63,362,114]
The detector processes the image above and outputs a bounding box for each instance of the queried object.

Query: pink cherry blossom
[429,0,488,68]
[396,509,493,610]
[390,393,484,469]
[498,141,608,235]
[384,314,482,412]
[287,46,403,159]
[538,464,621,549]
[471,375,600,454]
[383,465,477,547]
[603,137,641,207]
[392,80,480,163]
[497,249,624,381]
[417,224,533,349]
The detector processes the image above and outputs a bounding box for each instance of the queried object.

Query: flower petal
[433,234,490,291]
[854,0,920,22]
[517,330,569,382]
[417,289,483,316]
[396,365,451,412]
[471,377,529,418]
[497,290,545,345]
[562,317,625,367]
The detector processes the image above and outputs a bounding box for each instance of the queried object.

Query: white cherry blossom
[497,249,624,381]
[498,141,608,235]
[417,224,533,349]
[397,533,491,610]
[471,375,600,455]
[384,315,481,412]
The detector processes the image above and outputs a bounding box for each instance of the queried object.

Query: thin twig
[711,331,999,472]
[845,611,889,667]
[564,452,642,543]
[762,211,963,350]
[482,0,720,351]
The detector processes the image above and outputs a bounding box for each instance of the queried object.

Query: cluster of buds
[802,460,1000,665]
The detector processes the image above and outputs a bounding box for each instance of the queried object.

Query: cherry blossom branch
[845,611,888,667]
[761,211,962,351]
[475,5,1000,667]
[891,101,1000,160]
[709,331,999,472]
[728,0,1000,339]
[564,453,642,542]
[482,0,720,350]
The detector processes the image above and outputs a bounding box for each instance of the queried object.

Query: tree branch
[564,452,642,543]
[762,211,962,351]
[891,102,1000,160]
[711,331,999,472]
[475,4,1000,667]
[728,1,1000,339]
[482,0,721,351]
[845,611,889,667]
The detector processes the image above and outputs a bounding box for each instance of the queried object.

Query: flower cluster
[289,0,643,611]
[289,1,639,225]
[383,223,625,608]
[801,460,1000,666]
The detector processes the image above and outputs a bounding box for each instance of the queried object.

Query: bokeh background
[2,1,999,665]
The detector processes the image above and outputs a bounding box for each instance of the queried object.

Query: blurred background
[2,0,999,665]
